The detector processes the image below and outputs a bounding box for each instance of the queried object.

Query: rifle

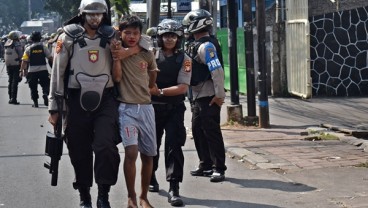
[44,92,64,186]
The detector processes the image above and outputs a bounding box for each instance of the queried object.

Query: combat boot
[96,184,111,208]
[43,94,48,106]
[32,99,38,108]
[8,98,20,105]
[149,172,159,192]
[168,181,183,206]
[78,186,92,208]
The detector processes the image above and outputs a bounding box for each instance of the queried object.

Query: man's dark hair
[118,15,143,32]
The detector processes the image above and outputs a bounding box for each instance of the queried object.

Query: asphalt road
[1,62,367,208]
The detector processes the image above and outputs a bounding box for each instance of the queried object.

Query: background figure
[47,0,121,207]
[183,9,227,183]
[149,19,192,207]
[4,31,23,104]
[112,14,158,208]
[20,31,52,108]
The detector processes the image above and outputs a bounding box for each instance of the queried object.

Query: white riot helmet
[182,9,213,34]
[157,19,183,37]
[79,0,107,14]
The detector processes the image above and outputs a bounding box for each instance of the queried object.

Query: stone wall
[309,6,368,96]
[309,0,368,17]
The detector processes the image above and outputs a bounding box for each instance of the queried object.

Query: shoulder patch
[207,48,215,59]
[55,40,63,54]
[183,59,192,72]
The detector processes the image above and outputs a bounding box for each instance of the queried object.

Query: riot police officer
[47,0,121,207]
[149,19,191,206]
[20,31,53,107]
[183,9,227,183]
[4,31,23,104]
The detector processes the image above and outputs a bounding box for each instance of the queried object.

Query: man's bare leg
[124,146,138,208]
[139,153,154,208]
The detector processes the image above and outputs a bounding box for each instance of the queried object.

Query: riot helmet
[30,31,42,42]
[79,0,107,14]
[157,19,183,49]
[8,31,20,40]
[182,9,213,34]
[157,19,183,37]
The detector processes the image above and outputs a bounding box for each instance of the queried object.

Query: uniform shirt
[48,29,115,111]
[22,42,52,73]
[176,53,192,86]
[5,40,23,66]
[116,50,157,104]
[192,40,225,100]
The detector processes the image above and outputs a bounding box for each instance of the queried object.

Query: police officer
[4,31,23,104]
[183,9,227,183]
[47,0,121,207]
[149,19,192,206]
[20,31,53,107]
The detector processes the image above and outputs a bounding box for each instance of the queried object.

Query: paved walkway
[219,95,368,172]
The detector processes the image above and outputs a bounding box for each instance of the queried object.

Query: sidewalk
[220,95,368,172]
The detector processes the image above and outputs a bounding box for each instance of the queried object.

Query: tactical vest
[29,44,47,66]
[64,24,114,89]
[185,36,223,86]
[4,40,20,66]
[151,50,186,104]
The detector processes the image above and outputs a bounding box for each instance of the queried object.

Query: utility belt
[153,102,185,112]
[194,95,215,103]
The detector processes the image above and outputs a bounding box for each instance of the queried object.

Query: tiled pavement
[222,126,368,172]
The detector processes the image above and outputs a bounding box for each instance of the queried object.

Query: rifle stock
[44,92,64,186]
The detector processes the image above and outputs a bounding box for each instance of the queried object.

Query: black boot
[8,98,20,105]
[78,186,92,208]
[149,172,159,192]
[97,184,111,208]
[32,99,38,108]
[168,181,183,206]
[43,94,48,106]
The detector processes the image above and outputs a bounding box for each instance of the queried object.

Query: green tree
[44,0,79,23]
[0,0,28,34]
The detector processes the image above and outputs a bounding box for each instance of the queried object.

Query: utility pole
[149,0,160,28]
[28,0,32,20]
[226,0,243,123]
[167,0,172,18]
[256,0,270,128]
[243,0,258,125]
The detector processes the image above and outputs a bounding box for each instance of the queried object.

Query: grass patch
[354,161,368,168]
[318,132,339,140]
[304,132,339,141]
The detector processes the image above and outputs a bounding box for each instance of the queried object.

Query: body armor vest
[185,36,223,86]
[4,40,20,66]
[151,50,185,104]
[66,24,114,89]
[29,44,47,66]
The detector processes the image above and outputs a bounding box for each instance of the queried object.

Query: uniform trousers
[6,65,20,99]
[192,96,227,173]
[65,88,121,189]
[27,70,50,100]
[153,102,187,182]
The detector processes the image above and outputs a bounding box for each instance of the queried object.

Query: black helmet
[157,19,183,37]
[182,9,213,34]
[30,31,42,42]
